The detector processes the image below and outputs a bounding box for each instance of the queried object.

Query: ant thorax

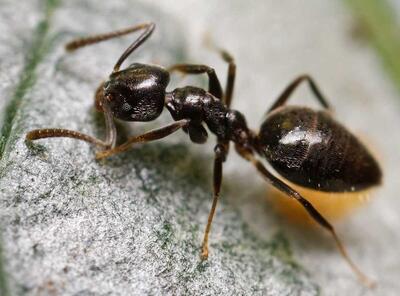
[165,86,252,146]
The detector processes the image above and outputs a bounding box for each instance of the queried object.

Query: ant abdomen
[104,63,170,121]
[257,106,382,192]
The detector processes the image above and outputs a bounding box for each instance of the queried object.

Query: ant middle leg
[219,49,236,108]
[200,141,228,260]
[168,49,236,107]
[65,22,156,73]
[235,145,375,288]
[267,75,332,114]
[168,64,223,99]
[95,119,189,159]
[205,42,236,107]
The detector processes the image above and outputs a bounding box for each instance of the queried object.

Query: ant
[26,22,382,287]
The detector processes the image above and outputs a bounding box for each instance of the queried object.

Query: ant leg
[95,119,189,159]
[236,145,375,288]
[267,75,331,114]
[219,49,236,108]
[204,39,236,107]
[65,22,155,72]
[26,101,117,149]
[168,64,223,99]
[201,142,228,260]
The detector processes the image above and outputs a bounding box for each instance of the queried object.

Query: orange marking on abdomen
[268,181,376,225]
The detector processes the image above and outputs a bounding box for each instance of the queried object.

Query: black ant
[26,22,382,287]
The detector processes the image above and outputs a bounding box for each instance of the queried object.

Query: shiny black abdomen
[257,106,382,192]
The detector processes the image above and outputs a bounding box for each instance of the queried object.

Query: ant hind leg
[267,75,332,114]
[235,145,375,288]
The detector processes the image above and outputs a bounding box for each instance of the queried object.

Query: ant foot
[200,247,209,260]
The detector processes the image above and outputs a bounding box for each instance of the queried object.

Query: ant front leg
[26,99,117,150]
[267,75,332,114]
[235,145,375,288]
[95,119,189,159]
[168,64,223,99]
[200,141,228,260]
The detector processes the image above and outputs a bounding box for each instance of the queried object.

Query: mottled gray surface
[0,0,42,131]
[1,0,400,295]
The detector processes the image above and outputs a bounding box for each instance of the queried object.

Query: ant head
[103,63,169,121]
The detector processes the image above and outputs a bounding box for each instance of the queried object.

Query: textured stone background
[1,0,400,295]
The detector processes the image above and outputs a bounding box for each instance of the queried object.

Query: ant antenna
[65,22,155,72]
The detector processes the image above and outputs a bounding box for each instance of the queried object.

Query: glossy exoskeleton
[26,23,382,287]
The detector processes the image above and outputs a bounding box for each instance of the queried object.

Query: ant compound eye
[104,83,134,119]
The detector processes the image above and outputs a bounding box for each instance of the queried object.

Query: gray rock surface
[1,0,400,295]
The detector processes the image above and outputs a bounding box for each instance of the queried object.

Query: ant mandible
[26,22,382,287]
